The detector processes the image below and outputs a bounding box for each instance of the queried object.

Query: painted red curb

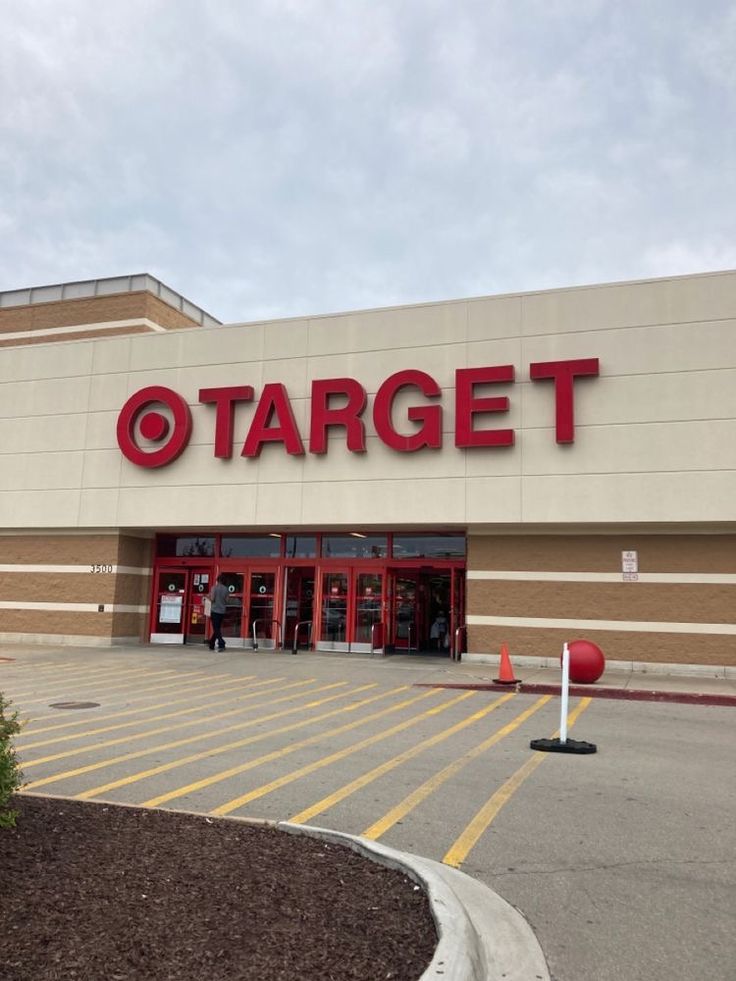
[414,681,736,707]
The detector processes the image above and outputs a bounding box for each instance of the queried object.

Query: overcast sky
[1,0,734,323]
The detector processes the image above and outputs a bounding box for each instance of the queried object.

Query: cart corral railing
[251,618,282,651]
[291,620,313,655]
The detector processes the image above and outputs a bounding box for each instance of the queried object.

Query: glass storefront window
[219,572,245,639]
[322,535,387,559]
[154,571,186,633]
[320,571,348,642]
[221,535,282,558]
[157,535,216,557]
[285,535,318,558]
[354,573,383,644]
[250,572,276,640]
[391,534,466,559]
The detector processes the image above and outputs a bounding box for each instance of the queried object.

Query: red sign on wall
[116,359,600,468]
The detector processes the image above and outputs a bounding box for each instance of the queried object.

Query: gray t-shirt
[209,582,228,614]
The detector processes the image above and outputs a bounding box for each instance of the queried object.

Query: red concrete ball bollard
[564,640,605,684]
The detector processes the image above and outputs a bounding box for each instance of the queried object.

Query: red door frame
[215,562,283,646]
[149,565,215,643]
[150,550,464,651]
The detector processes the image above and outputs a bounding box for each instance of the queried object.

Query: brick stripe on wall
[467,533,736,666]
[0,534,153,643]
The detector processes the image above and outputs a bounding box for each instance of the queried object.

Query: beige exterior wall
[0,533,152,645]
[1,269,735,531]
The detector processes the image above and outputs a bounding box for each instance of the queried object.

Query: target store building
[1,270,735,673]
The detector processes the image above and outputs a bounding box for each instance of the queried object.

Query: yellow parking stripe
[138,688,437,809]
[8,661,185,695]
[22,681,348,767]
[13,666,194,704]
[8,663,151,693]
[24,683,388,792]
[290,693,516,826]
[18,670,243,731]
[18,676,296,749]
[362,695,551,840]
[443,697,593,868]
[0,660,80,672]
[211,691,475,817]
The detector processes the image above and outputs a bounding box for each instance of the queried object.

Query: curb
[278,822,550,981]
[415,681,736,707]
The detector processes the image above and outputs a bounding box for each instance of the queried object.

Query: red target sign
[116,386,192,468]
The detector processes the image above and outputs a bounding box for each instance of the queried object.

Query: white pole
[560,642,570,745]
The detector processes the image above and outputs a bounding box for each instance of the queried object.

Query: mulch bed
[1,795,437,981]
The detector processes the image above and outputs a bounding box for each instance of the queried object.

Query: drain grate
[49,701,100,710]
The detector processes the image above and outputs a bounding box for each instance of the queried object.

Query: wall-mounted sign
[160,595,183,623]
[116,359,600,468]
[622,550,639,582]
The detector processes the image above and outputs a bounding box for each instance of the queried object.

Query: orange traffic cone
[494,643,519,685]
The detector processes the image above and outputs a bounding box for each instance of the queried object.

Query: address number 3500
[90,564,113,573]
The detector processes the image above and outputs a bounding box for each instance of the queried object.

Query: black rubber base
[493,679,519,685]
[530,737,597,754]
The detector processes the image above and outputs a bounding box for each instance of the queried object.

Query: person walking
[208,574,228,651]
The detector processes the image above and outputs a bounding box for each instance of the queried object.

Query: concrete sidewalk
[2,642,735,703]
[363,651,736,705]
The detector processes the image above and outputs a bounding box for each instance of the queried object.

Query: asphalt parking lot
[2,645,734,981]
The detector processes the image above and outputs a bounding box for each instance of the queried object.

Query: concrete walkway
[362,650,736,703]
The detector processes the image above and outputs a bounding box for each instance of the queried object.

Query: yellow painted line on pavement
[22,681,349,767]
[211,690,475,817]
[0,660,81,673]
[18,676,297,749]
[138,687,435,809]
[7,660,185,694]
[12,666,193,704]
[24,682,387,792]
[290,693,517,826]
[4,663,135,690]
[443,697,593,868]
[18,670,242,730]
[362,695,551,841]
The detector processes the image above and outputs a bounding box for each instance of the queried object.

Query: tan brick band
[0,609,146,640]
[0,324,153,348]
[0,534,153,645]
[467,579,736,624]
[468,534,736,574]
[0,292,200,334]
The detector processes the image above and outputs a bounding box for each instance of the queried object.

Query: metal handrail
[453,624,467,662]
[370,622,385,656]
[406,622,415,653]
[292,620,313,655]
[251,618,282,651]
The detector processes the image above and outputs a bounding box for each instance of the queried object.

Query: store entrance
[388,569,452,654]
[151,566,213,645]
[284,566,316,649]
[149,532,466,654]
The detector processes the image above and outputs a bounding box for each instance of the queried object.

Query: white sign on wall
[622,550,639,582]
[160,595,183,623]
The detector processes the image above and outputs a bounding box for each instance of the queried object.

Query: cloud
[0,0,734,321]
[643,239,736,278]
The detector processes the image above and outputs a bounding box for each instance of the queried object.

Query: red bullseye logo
[117,386,192,468]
